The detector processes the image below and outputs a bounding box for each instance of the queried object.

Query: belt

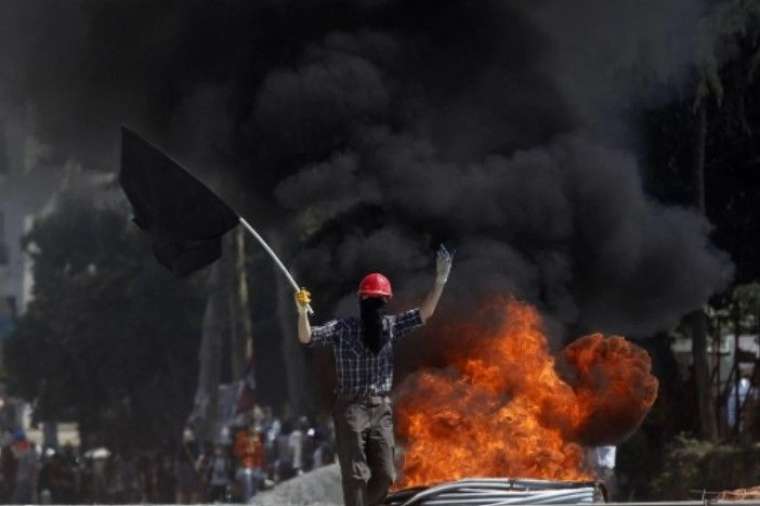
[335,391,391,403]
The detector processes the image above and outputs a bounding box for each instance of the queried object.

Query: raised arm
[420,245,453,322]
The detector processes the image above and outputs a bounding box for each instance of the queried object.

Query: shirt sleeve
[306,319,343,347]
[391,308,424,342]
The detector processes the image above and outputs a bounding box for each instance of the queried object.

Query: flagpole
[238,217,314,315]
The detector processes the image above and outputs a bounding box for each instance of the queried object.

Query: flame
[394,299,658,488]
[561,333,659,446]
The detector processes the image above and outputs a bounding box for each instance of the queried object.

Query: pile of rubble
[252,463,342,506]
[719,486,760,500]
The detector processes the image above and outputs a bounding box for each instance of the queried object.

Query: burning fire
[394,299,658,488]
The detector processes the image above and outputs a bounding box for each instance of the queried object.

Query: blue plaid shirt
[306,309,424,396]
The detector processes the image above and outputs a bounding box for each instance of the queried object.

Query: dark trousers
[333,395,396,506]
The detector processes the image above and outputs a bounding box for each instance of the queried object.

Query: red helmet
[357,273,393,298]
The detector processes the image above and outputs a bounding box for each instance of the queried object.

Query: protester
[727,375,755,431]
[312,422,336,469]
[207,444,232,502]
[11,434,38,503]
[289,417,306,476]
[294,245,452,506]
[0,401,337,505]
[0,440,17,502]
[587,445,617,500]
[156,453,176,503]
[274,420,295,482]
[37,448,54,503]
[175,445,200,504]
[233,425,266,501]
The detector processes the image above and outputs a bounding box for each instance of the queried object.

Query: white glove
[436,244,454,285]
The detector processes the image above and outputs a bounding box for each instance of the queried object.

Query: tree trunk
[236,226,254,365]
[691,101,719,441]
[227,233,244,382]
[691,310,718,440]
[733,311,742,437]
[193,261,225,443]
[270,231,312,417]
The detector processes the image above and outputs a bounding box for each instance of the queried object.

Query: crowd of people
[0,406,336,504]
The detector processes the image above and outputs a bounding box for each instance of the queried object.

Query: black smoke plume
[0,0,733,346]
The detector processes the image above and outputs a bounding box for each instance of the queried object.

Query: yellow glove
[294,288,312,314]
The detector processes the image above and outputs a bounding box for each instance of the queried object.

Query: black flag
[119,127,239,276]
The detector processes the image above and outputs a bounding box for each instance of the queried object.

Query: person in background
[263,410,280,482]
[37,448,54,503]
[11,433,38,504]
[289,417,306,476]
[301,418,317,472]
[726,373,755,431]
[0,438,18,502]
[233,425,266,501]
[139,454,157,503]
[59,444,80,503]
[157,452,176,503]
[176,441,200,504]
[207,444,232,502]
[587,445,617,500]
[275,420,294,482]
[312,424,335,469]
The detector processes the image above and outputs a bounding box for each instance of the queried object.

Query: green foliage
[730,282,760,329]
[696,0,760,107]
[2,194,205,451]
[651,435,760,498]
[705,283,760,339]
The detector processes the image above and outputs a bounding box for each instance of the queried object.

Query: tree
[690,65,719,441]
[3,193,205,451]
[637,0,760,441]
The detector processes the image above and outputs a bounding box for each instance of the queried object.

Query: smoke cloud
[524,0,709,143]
[0,0,733,343]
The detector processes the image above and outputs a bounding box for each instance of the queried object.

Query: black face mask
[359,297,388,354]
